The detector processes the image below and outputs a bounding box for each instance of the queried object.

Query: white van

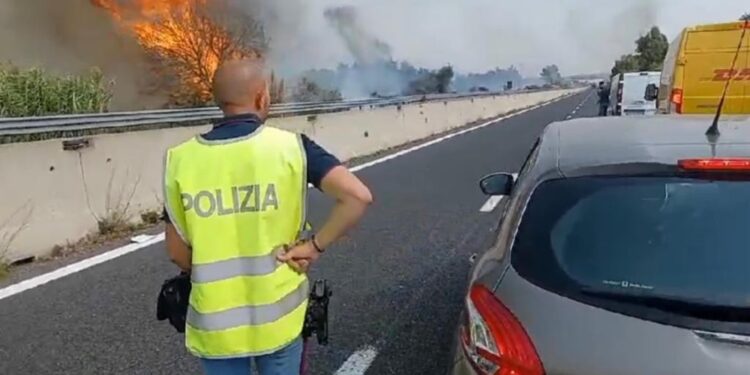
[609,72,662,116]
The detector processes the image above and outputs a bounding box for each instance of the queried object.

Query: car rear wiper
[581,287,750,322]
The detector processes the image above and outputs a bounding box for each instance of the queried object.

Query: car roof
[539,115,750,177]
[621,71,660,77]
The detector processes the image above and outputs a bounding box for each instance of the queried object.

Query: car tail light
[460,284,544,375]
[671,88,683,113]
[679,158,750,172]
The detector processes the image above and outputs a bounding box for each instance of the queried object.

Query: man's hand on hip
[278,241,320,273]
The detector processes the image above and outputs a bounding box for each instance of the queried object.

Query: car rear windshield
[512,176,750,312]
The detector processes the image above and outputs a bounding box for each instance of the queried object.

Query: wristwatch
[311,235,325,254]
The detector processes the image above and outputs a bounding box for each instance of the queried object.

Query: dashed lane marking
[334,345,379,375]
[480,196,505,212]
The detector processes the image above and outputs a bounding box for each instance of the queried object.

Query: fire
[91,0,266,105]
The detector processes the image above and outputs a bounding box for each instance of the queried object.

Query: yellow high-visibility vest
[163,126,308,358]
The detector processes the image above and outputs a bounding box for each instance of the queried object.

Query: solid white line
[334,345,378,375]
[351,104,535,172]
[0,233,165,301]
[0,93,579,301]
[479,196,505,212]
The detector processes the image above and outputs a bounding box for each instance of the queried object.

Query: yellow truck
[655,21,750,114]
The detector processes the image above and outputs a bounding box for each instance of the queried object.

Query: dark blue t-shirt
[163,113,340,222]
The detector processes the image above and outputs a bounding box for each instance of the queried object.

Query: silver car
[451,115,750,375]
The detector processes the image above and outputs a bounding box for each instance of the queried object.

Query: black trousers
[598,104,609,116]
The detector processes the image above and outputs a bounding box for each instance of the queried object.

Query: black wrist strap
[311,235,324,253]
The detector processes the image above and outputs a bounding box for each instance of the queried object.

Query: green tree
[636,26,669,71]
[540,64,562,85]
[611,26,669,76]
[611,54,641,76]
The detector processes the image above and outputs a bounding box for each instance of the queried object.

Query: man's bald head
[212,58,271,118]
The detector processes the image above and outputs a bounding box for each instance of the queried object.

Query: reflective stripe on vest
[164,126,309,358]
[190,247,283,283]
[187,279,309,330]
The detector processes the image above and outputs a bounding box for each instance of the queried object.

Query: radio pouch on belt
[156,272,191,333]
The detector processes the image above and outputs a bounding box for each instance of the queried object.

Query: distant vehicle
[469,86,490,93]
[451,115,750,375]
[608,72,661,116]
[654,21,750,114]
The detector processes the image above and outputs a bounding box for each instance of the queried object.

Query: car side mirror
[479,173,515,196]
[644,84,659,101]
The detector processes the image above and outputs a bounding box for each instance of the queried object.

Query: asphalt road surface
[0,90,597,375]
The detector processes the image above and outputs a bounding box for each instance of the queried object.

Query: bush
[0,63,113,117]
[404,65,454,95]
[291,78,342,103]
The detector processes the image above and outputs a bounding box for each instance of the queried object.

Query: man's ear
[255,81,271,110]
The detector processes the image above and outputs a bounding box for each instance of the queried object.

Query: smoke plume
[562,0,658,73]
[323,6,393,65]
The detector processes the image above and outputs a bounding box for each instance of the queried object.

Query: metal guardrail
[0,90,531,136]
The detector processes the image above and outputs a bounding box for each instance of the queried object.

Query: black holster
[156,272,191,333]
[302,279,332,345]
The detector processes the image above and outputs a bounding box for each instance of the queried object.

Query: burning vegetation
[91,0,282,105]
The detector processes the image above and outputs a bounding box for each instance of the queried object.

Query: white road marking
[0,233,165,301]
[334,345,379,375]
[479,196,505,212]
[352,105,535,171]
[0,92,580,301]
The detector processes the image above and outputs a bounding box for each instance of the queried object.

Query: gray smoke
[562,0,658,74]
[247,0,665,78]
[323,6,393,65]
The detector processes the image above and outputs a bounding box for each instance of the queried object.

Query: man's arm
[313,166,373,250]
[278,166,372,269]
[164,215,191,272]
[277,137,372,270]
[163,152,192,272]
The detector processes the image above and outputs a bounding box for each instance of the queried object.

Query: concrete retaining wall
[0,88,581,262]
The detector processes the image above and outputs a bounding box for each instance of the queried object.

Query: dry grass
[140,209,161,225]
[0,262,9,280]
[46,209,162,261]
[0,201,34,280]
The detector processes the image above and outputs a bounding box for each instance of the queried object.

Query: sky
[1,0,746,109]
[267,0,750,77]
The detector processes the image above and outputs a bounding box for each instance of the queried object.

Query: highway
[0,90,596,375]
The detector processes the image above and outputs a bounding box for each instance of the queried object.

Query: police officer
[162,58,373,375]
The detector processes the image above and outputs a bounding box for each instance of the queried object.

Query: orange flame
[92,0,264,104]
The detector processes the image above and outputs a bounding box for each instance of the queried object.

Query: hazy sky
[270,0,750,77]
